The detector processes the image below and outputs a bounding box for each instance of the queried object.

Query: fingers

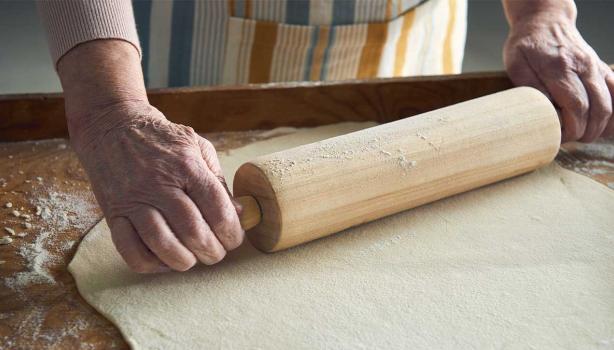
[186,163,244,250]
[131,206,197,271]
[187,171,245,251]
[194,138,245,249]
[506,52,551,100]
[578,64,613,142]
[542,71,590,142]
[603,69,614,137]
[157,188,227,265]
[108,216,168,274]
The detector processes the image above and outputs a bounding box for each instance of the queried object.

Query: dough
[69,123,614,349]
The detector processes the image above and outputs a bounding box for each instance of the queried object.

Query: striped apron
[133,0,467,88]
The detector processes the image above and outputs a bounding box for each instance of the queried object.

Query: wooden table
[1,73,613,349]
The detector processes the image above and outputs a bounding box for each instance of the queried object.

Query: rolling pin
[233,87,560,252]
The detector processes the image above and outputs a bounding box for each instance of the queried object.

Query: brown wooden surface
[0,72,613,348]
[0,72,515,142]
[0,132,612,350]
[0,131,288,350]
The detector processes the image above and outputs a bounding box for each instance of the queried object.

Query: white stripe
[452,0,468,73]
[309,0,333,25]
[326,24,367,80]
[222,17,243,84]
[269,23,288,82]
[423,0,447,74]
[403,0,428,76]
[378,14,404,77]
[237,20,256,84]
[147,0,173,88]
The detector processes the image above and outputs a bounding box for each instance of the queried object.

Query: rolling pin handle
[236,196,262,230]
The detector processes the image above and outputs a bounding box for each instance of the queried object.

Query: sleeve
[37,0,142,65]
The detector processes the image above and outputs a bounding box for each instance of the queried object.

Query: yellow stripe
[393,9,416,76]
[357,23,387,79]
[385,0,392,19]
[249,21,278,83]
[443,0,457,74]
[309,26,331,81]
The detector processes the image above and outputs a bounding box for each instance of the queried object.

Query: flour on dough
[69,122,614,349]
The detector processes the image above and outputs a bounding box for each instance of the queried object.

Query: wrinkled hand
[73,102,244,273]
[504,15,614,142]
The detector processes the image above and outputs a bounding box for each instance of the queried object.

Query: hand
[73,102,245,273]
[57,40,243,273]
[503,10,614,142]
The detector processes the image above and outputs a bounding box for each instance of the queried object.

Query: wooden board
[0,72,612,348]
[0,72,515,142]
[1,133,612,349]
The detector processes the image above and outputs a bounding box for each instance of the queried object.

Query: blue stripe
[132,0,152,86]
[234,0,245,17]
[303,27,319,81]
[332,0,356,25]
[320,28,336,80]
[168,0,195,87]
[285,0,310,25]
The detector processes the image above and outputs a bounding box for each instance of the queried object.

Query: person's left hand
[504,14,614,142]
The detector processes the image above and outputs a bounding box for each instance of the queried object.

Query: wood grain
[0,72,514,142]
[234,88,562,252]
[0,131,612,349]
[0,131,291,349]
[0,72,612,348]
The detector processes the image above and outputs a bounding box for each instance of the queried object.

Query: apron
[133,0,467,88]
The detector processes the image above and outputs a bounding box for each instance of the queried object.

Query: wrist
[505,1,576,30]
[57,39,148,136]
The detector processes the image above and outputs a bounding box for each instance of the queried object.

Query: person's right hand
[73,102,245,273]
[57,40,243,273]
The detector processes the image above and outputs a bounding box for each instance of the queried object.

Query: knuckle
[214,209,239,233]
[552,54,574,72]
[185,231,226,264]
[176,154,199,172]
[200,138,216,153]
[223,231,244,250]
[154,237,178,256]
[577,98,590,115]
[564,93,589,115]
[189,231,217,252]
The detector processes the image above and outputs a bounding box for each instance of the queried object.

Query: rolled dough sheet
[69,122,614,349]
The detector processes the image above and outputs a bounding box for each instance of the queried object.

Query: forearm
[502,0,576,27]
[57,40,149,145]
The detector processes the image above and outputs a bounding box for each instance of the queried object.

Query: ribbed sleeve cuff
[38,0,142,65]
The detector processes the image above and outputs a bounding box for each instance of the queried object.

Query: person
[38,0,613,273]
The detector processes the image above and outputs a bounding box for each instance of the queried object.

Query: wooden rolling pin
[233,87,560,252]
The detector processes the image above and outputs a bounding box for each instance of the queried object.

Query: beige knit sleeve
[37,0,142,65]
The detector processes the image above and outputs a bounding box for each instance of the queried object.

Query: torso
[133,0,467,87]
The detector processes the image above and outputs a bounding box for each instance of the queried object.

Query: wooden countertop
[1,72,613,348]
[0,131,612,349]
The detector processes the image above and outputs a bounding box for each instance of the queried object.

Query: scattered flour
[4,232,56,290]
[30,189,97,231]
[2,305,94,350]
[258,127,298,139]
[572,140,614,159]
